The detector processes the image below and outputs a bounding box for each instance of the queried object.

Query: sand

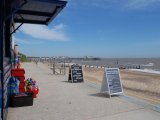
[42,62,160,104]
[83,67,160,104]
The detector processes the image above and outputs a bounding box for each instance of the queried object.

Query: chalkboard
[68,64,83,83]
[101,68,123,96]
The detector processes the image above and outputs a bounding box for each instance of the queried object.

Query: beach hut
[0,0,67,120]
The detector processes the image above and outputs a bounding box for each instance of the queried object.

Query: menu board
[70,64,83,83]
[106,68,123,95]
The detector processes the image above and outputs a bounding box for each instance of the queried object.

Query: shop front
[0,0,67,120]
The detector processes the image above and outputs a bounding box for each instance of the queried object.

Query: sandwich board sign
[101,68,123,96]
[68,64,84,83]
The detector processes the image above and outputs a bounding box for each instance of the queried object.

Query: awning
[13,0,67,25]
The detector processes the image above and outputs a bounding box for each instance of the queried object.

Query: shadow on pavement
[89,93,110,98]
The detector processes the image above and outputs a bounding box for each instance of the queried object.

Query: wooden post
[64,60,66,75]
[60,68,61,74]
[53,63,55,74]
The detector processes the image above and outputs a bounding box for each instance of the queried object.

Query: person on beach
[35,59,39,66]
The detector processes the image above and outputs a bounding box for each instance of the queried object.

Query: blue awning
[14,0,67,25]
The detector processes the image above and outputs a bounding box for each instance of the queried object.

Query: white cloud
[13,36,44,44]
[125,0,160,9]
[69,0,160,10]
[20,23,69,41]
[54,24,65,30]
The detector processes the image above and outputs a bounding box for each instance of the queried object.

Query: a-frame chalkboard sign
[68,64,84,83]
[101,68,123,97]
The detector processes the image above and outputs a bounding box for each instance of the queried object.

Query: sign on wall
[68,64,83,83]
[101,68,123,96]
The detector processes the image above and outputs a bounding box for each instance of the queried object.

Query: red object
[27,87,39,98]
[19,82,25,87]
[11,68,25,76]
[19,88,25,92]
[18,77,25,92]
[32,87,39,98]
[11,68,25,92]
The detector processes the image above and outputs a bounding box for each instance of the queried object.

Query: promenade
[8,62,160,120]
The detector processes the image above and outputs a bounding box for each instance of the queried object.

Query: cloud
[20,23,69,41]
[69,0,160,10]
[13,36,44,44]
[125,0,160,9]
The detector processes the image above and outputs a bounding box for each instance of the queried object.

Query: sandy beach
[46,62,160,104]
[83,67,160,104]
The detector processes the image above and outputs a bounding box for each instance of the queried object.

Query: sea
[71,58,160,71]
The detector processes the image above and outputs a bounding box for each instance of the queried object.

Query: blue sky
[14,0,160,58]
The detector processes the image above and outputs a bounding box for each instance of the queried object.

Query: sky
[14,0,160,58]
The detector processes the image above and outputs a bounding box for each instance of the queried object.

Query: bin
[10,93,33,107]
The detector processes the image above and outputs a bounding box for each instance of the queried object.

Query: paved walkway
[8,63,160,120]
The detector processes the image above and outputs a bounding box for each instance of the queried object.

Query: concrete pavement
[7,63,160,120]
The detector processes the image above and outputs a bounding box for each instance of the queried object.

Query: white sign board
[101,68,123,96]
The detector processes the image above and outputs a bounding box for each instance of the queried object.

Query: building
[0,0,67,120]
